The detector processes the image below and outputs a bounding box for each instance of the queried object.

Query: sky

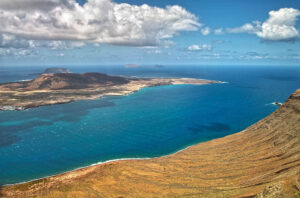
[0,0,300,66]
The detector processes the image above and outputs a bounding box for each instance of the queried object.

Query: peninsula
[0,72,220,110]
[1,89,299,197]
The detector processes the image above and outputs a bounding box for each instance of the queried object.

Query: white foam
[270,102,282,106]
[18,79,32,82]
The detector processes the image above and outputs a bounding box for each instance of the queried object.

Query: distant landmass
[124,64,141,68]
[28,67,71,76]
[18,72,128,90]
[124,64,165,69]
[43,67,71,74]
[0,72,220,110]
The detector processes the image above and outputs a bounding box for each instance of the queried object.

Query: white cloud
[35,40,85,49]
[225,8,300,41]
[257,8,300,41]
[0,34,31,48]
[0,48,34,56]
[188,45,201,51]
[0,0,72,11]
[0,0,201,47]
[152,50,162,54]
[214,28,224,35]
[0,48,9,56]
[226,22,260,34]
[201,27,210,35]
[188,44,212,51]
[239,51,272,60]
[0,33,85,50]
[146,49,162,54]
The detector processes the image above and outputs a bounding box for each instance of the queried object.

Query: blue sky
[0,0,300,66]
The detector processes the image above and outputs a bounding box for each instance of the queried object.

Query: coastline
[0,75,224,111]
[2,145,193,187]
[1,88,299,197]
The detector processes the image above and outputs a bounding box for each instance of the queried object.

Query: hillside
[43,68,71,74]
[1,89,299,197]
[0,73,217,110]
[0,73,129,91]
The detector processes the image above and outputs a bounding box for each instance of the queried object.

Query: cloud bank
[0,0,201,47]
[224,8,300,41]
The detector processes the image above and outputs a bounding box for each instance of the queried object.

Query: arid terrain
[1,89,299,197]
[0,72,219,110]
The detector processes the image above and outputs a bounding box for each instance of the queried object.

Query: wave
[18,79,32,82]
[266,102,283,106]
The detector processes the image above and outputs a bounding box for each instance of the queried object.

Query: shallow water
[0,65,299,185]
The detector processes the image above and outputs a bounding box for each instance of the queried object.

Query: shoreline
[0,75,225,111]
[0,80,227,185]
[2,145,193,186]
[1,88,299,197]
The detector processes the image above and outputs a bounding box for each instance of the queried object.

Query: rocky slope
[1,89,299,198]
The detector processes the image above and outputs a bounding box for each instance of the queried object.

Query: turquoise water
[0,65,300,185]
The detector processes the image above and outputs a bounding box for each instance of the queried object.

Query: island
[28,67,72,76]
[1,89,299,198]
[43,67,71,74]
[0,72,221,110]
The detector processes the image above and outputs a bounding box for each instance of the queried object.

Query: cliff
[1,89,299,198]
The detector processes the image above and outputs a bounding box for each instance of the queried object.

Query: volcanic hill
[0,73,129,91]
[0,72,217,110]
[43,67,71,74]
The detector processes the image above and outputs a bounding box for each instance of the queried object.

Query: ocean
[0,65,299,185]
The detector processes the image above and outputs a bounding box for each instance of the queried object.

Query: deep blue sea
[0,65,300,185]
